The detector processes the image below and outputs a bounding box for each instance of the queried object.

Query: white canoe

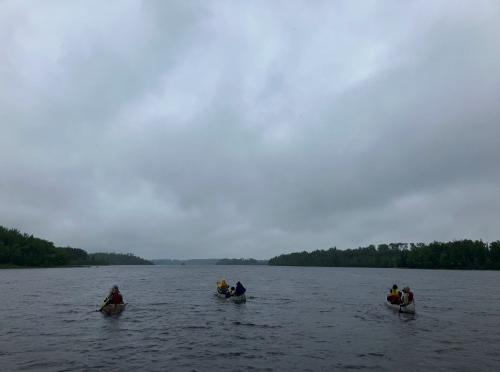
[386,300,415,314]
[216,292,247,303]
[101,303,126,316]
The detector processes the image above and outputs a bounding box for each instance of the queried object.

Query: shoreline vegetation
[269,240,500,270]
[151,258,268,265]
[151,259,220,265]
[4,224,500,271]
[216,258,268,265]
[0,226,152,268]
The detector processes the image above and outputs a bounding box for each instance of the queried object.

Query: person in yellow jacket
[217,279,229,295]
[387,284,402,304]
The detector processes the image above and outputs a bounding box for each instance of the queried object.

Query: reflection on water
[1,266,500,371]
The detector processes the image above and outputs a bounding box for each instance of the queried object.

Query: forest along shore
[3,224,500,271]
[0,226,152,268]
[269,240,500,270]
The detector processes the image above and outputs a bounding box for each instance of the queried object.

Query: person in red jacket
[108,285,124,304]
[99,285,124,312]
[103,285,123,307]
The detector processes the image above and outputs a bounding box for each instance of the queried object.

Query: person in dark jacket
[234,281,246,296]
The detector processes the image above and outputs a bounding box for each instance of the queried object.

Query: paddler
[227,286,235,298]
[110,285,124,304]
[217,279,229,295]
[100,285,124,311]
[387,284,401,304]
[401,286,414,307]
[234,281,246,297]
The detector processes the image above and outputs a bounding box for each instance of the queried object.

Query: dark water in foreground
[1,266,500,371]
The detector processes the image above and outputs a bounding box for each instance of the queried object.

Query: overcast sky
[1,1,500,259]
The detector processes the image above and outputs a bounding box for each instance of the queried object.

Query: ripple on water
[233,321,282,329]
[1,266,500,371]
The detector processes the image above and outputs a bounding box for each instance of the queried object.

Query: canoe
[215,291,247,303]
[386,300,415,314]
[101,303,126,316]
[229,294,246,303]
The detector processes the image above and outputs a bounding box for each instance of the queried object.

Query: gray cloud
[1,1,500,259]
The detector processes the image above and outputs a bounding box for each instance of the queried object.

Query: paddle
[97,296,111,312]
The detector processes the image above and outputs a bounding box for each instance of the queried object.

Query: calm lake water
[1,265,499,371]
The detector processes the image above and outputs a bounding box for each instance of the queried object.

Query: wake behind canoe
[386,300,415,314]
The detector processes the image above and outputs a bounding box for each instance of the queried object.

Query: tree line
[268,240,500,270]
[216,258,268,265]
[0,226,152,267]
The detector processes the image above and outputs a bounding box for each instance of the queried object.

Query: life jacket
[390,288,399,296]
[110,292,123,304]
[408,292,414,302]
[218,280,229,290]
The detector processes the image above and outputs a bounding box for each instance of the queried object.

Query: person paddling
[226,286,235,298]
[400,286,414,307]
[387,284,401,304]
[217,279,229,295]
[234,281,246,297]
[100,285,124,311]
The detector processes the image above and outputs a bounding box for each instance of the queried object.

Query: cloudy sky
[1,1,500,259]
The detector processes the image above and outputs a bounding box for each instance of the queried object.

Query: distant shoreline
[269,240,500,270]
[0,226,153,268]
[0,264,153,269]
[151,258,268,265]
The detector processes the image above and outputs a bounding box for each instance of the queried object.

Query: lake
[1,265,499,371]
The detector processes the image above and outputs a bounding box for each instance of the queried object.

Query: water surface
[1,266,499,371]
